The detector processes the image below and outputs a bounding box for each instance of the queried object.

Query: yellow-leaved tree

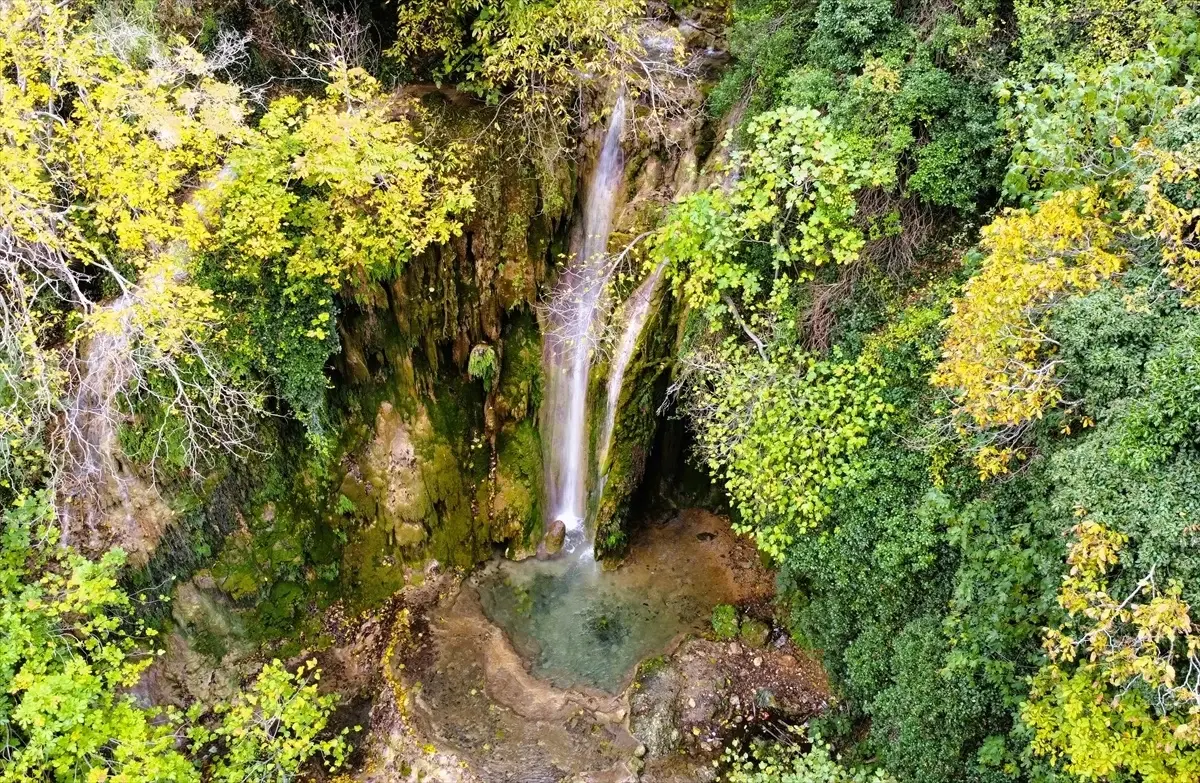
[933,188,1125,476]
[185,65,477,446]
[1024,518,1200,781]
[0,0,260,495]
[1,1,479,491]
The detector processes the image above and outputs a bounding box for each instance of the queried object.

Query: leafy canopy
[684,335,891,561]
[933,187,1125,475]
[188,66,476,443]
[1024,520,1200,781]
[657,106,891,317]
[0,492,195,783]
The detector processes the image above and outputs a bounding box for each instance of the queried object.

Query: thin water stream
[596,260,667,478]
[542,96,627,551]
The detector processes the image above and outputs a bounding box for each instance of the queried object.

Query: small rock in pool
[538,519,567,558]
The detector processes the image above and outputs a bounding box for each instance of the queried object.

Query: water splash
[542,97,627,550]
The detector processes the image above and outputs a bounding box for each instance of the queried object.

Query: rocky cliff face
[327,98,571,582]
[329,5,729,574]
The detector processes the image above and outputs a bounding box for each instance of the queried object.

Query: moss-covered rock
[495,314,543,425]
[313,95,572,607]
[336,394,491,607]
[493,419,544,550]
[592,278,675,559]
[739,618,770,649]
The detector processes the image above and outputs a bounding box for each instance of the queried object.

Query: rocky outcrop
[590,265,674,557]
[323,98,574,593]
[539,518,567,558]
[134,575,258,708]
[631,637,829,781]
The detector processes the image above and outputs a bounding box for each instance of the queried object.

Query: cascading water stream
[595,260,667,480]
[542,96,627,552]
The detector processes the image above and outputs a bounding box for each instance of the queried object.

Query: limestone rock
[135,578,256,707]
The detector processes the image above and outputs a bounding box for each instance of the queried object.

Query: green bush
[468,343,499,391]
[721,732,897,782]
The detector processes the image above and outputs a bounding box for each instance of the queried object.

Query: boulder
[539,518,567,558]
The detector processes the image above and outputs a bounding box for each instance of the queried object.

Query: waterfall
[59,292,137,544]
[542,96,626,550]
[595,260,667,478]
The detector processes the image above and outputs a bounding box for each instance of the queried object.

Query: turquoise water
[475,553,707,693]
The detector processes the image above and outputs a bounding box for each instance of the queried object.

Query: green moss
[190,625,228,662]
[420,436,489,569]
[494,420,545,545]
[636,654,669,680]
[496,313,544,423]
[740,618,770,648]
[334,398,489,607]
[712,604,739,641]
[338,522,409,609]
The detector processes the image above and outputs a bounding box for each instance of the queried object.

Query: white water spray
[542,97,627,549]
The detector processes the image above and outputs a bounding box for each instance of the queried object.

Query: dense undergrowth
[3,0,1200,781]
[665,0,1200,780]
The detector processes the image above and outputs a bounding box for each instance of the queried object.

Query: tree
[1024,519,1200,781]
[678,323,891,560]
[186,65,476,448]
[189,660,351,783]
[933,188,1125,476]
[389,0,658,208]
[0,0,261,492]
[657,106,892,319]
[0,1,479,484]
[0,492,196,782]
